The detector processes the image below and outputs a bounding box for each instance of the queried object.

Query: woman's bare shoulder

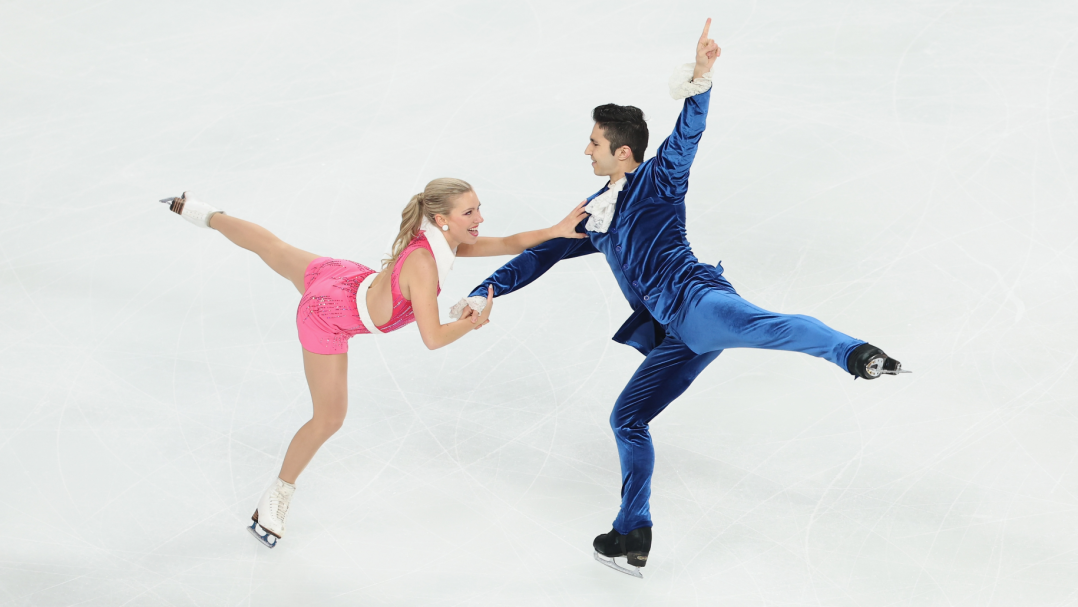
[399,247,437,286]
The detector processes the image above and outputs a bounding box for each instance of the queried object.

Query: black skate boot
[846,343,908,379]
[593,526,652,578]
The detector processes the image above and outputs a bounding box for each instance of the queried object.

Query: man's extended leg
[676,284,863,370]
[609,335,721,534]
[674,281,905,378]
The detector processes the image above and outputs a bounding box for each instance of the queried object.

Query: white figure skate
[159,191,224,228]
[248,478,295,549]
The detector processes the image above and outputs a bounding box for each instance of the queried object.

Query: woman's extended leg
[277,348,349,484]
[209,213,319,294]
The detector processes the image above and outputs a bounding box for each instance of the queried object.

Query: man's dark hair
[592,104,649,163]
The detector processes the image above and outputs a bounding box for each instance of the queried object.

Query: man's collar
[584,177,627,233]
[607,166,640,188]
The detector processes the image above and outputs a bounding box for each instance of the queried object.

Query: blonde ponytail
[382,178,473,270]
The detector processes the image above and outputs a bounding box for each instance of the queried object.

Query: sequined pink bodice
[376,233,440,333]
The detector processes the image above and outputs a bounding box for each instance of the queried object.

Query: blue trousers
[610,279,863,534]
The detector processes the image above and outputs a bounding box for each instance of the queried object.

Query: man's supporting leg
[610,335,721,534]
[676,288,863,371]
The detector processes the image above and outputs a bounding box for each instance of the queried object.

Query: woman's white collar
[419,217,457,287]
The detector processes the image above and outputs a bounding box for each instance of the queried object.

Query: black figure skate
[593,527,651,578]
[847,343,909,379]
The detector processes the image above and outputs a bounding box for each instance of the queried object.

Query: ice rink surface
[2,0,1077,605]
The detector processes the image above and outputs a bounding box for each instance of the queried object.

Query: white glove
[449,296,488,320]
[669,62,712,100]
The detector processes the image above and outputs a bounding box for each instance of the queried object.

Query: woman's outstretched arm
[404,249,493,350]
[456,201,589,258]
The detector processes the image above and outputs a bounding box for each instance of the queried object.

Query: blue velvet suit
[469,87,864,534]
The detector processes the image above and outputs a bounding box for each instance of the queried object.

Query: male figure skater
[453,19,906,577]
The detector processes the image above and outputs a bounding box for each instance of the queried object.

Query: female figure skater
[159,178,588,548]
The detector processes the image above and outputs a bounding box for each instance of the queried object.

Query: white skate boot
[248,478,295,549]
[159,191,224,228]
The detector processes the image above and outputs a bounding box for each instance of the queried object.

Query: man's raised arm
[654,18,721,200]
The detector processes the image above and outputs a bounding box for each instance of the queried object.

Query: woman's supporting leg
[277,349,349,484]
[209,213,320,294]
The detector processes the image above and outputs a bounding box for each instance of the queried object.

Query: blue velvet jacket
[469,88,726,356]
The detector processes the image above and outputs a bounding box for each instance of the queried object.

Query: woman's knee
[312,408,346,437]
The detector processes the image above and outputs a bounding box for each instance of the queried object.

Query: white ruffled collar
[584,177,626,233]
[419,217,457,287]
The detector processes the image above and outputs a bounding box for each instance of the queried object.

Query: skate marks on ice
[4,0,1078,604]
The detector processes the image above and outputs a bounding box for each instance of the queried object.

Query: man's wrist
[672,62,713,99]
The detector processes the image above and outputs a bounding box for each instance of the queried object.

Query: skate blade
[248,521,278,549]
[594,551,643,579]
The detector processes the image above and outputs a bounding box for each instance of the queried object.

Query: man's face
[585,124,622,178]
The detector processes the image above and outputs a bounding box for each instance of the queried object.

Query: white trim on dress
[355,272,385,334]
[419,217,457,288]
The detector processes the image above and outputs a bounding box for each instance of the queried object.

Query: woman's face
[437,190,484,246]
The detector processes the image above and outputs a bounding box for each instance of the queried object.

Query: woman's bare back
[365,246,437,327]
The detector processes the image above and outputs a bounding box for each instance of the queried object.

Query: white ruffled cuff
[449,295,488,320]
[669,62,712,100]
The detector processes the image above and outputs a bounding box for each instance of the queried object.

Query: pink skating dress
[296,233,440,355]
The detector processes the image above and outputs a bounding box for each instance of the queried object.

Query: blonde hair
[382,177,473,270]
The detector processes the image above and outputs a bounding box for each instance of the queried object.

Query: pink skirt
[296,257,375,354]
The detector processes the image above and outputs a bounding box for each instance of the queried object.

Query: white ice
[2,1,1077,605]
